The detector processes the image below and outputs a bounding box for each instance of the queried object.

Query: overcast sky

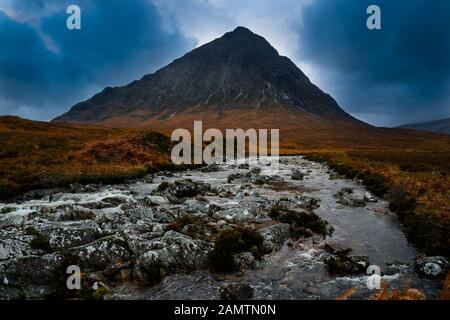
[0,0,449,126]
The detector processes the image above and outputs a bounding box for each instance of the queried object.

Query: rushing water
[109,156,438,300]
[0,156,440,300]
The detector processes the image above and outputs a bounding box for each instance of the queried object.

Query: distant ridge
[398,117,450,135]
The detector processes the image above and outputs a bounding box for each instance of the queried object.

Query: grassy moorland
[0,116,172,200]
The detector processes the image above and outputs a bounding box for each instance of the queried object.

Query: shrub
[141,131,172,154]
[269,206,331,238]
[26,227,52,253]
[166,214,214,240]
[358,171,389,197]
[209,228,266,273]
[389,187,416,217]
[389,187,449,256]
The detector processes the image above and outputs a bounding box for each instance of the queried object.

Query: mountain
[53,27,359,127]
[53,26,450,149]
[398,118,450,135]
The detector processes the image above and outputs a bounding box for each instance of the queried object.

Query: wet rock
[155,179,211,200]
[254,214,271,223]
[161,231,212,269]
[250,191,261,198]
[38,222,101,251]
[268,175,284,183]
[219,283,254,300]
[334,188,366,207]
[137,196,169,206]
[123,233,165,257]
[55,206,96,221]
[233,252,256,272]
[0,229,36,260]
[134,248,177,284]
[102,196,128,207]
[326,255,370,275]
[0,253,63,299]
[213,207,255,222]
[324,241,352,256]
[291,170,304,180]
[415,255,449,278]
[184,199,220,215]
[363,191,377,203]
[103,260,133,282]
[250,174,268,185]
[0,207,17,215]
[238,163,250,169]
[68,235,131,271]
[258,223,290,251]
[250,167,261,174]
[0,213,26,228]
[134,231,212,284]
[294,196,320,210]
[200,164,221,172]
[227,172,250,183]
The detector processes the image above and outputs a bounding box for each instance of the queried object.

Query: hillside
[0,116,171,200]
[398,117,450,135]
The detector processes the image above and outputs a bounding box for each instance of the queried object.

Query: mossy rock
[209,228,267,273]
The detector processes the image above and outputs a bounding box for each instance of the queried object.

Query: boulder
[291,170,304,180]
[415,255,449,278]
[0,212,26,228]
[334,188,366,207]
[324,241,352,256]
[0,253,64,299]
[364,191,378,203]
[136,196,169,206]
[55,206,96,221]
[38,222,101,251]
[233,252,256,272]
[213,207,255,223]
[0,229,36,260]
[200,164,221,172]
[258,223,290,251]
[326,255,370,275]
[250,174,268,185]
[68,236,131,271]
[155,179,211,199]
[184,199,221,215]
[133,231,212,284]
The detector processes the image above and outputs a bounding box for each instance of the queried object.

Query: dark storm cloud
[297,0,450,126]
[0,0,194,120]
[0,0,449,126]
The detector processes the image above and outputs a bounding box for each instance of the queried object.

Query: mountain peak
[230,26,254,35]
[53,27,355,126]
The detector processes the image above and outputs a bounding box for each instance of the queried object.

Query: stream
[0,156,441,300]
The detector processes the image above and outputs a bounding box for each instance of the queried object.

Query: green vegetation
[269,205,332,238]
[209,228,267,273]
[25,227,52,253]
[166,214,215,240]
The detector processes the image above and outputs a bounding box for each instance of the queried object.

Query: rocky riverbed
[0,156,447,300]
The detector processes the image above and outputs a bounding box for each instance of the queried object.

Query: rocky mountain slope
[53,27,359,126]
